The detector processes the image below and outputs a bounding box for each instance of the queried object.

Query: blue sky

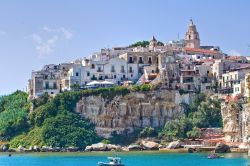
[0,0,250,95]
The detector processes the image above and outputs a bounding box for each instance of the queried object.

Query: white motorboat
[98,157,125,166]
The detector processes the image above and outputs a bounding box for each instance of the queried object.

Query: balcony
[129,70,134,73]
[120,69,125,73]
[111,69,116,73]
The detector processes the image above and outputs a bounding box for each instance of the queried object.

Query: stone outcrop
[221,102,241,142]
[214,142,230,153]
[242,103,250,143]
[167,141,183,149]
[140,140,159,150]
[76,90,190,138]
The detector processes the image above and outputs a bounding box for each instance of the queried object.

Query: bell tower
[185,19,200,48]
[149,36,157,51]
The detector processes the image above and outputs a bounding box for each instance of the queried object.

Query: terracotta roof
[226,56,245,60]
[184,47,222,55]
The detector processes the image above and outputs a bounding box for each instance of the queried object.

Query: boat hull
[98,162,124,166]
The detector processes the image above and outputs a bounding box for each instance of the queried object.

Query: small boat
[98,157,125,166]
[207,154,224,159]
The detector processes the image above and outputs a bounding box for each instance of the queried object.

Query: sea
[0,151,248,166]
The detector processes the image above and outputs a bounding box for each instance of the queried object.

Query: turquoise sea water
[0,152,249,166]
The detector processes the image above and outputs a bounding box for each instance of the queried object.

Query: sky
[0,0,250,95]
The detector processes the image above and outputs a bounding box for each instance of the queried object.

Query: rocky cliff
[76,90,191,138]
[221,102,241,143]
[242,103,250,143]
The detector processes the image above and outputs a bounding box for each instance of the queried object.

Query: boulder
[33,146,41,152]
[8,148,16,152]
[17,146,25,152]
[41,146,53,152]
[141,140,159,150]
[215,142,230,153]
[128,144,142,151]
[66,147,79,152]
[85,143,120,151]
[167,141,183,149]
[188,148,195,153]
[1,144,9,152]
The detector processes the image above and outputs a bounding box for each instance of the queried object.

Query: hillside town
[27,19,250,101]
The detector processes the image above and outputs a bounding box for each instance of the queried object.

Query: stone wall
[76,90,191,138]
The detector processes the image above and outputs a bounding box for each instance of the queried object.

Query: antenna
[177,32,179,40]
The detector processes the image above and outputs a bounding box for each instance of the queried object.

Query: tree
[187,127,201,140]
[41,111,98,149]
[139,127,157,138]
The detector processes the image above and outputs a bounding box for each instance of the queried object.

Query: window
[123,75,126,78]
[45,82,49,89]
[51,92,54,94]
[129,57,133,63]
[111,65,115,72]
[139,57,143,63]
[53,82,57,89]
[152,70,155,73]
[114,75,116,79]
[91,64,95,69]
[121,66,125,73]
[76,72,79,76]
[187,85,191,90]
[129,66,133,73]
[97,67,102,72]
[87,72,90,76]
[148,57,152,64]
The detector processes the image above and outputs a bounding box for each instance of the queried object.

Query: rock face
[214,142,230,153]
[221,102,241,142]
[76,90,190,138]
[242,103,250,143]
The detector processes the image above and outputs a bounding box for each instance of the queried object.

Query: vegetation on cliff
[1,87,222,148]
[160,93,222,141]
[0,91,30,140]
[2,87,129,149]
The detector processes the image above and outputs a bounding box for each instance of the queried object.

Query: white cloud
[228,50,242,56]
[42,26,73,39]
[32,26,73,57]
[32,34,58,56]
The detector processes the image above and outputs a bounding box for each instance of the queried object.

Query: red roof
[184,47,222,55]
